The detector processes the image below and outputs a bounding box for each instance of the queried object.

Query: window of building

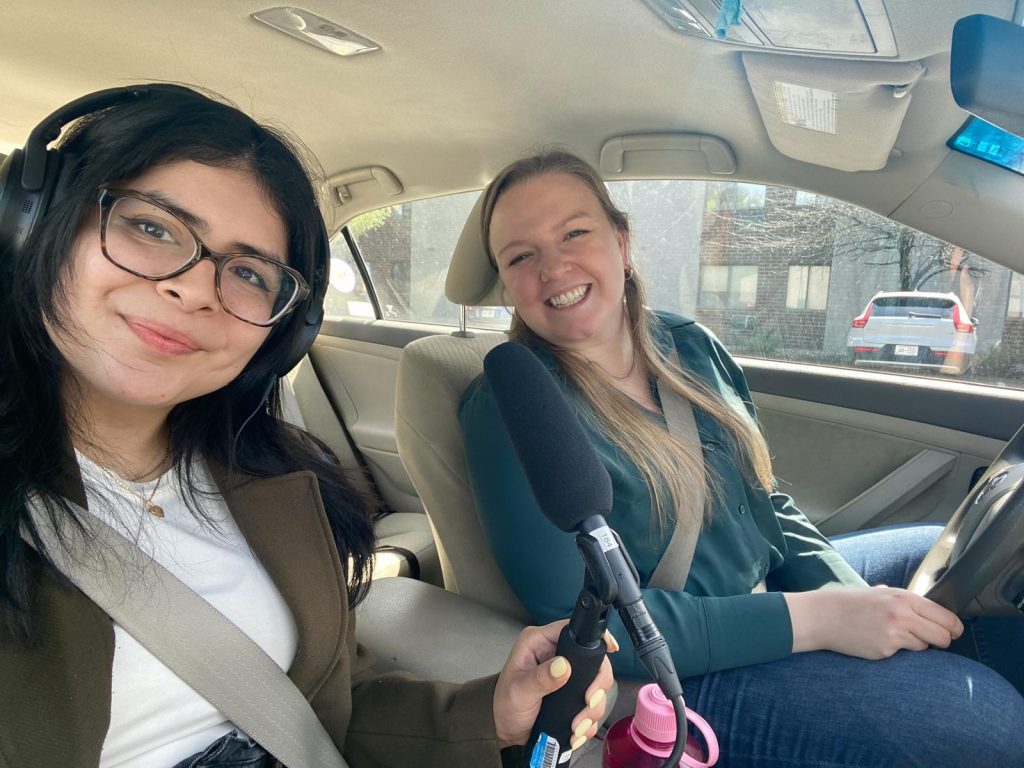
[786,265,831,309]
[1008,273,1024,318]
[699,265,758,308]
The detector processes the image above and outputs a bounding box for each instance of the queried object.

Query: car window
[869,296,956,317]
[324,233,375,319]
[332,181,1024,390]
[328,192,511,330]
[609,180,1023,389]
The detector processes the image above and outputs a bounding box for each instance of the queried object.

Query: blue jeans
[680,524,1024,767]
[171,730,269,768]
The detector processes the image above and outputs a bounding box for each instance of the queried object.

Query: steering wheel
[907,420,1024,616]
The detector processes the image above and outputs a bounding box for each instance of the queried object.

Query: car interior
[4,1,1024,763]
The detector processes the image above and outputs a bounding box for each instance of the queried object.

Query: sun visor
[741,54,926,171]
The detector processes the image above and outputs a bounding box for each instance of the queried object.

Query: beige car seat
[393,193,536,620]
[392,194,631,749]
[395,331,531,619]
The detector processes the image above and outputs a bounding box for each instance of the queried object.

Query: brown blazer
[0,465,503,767]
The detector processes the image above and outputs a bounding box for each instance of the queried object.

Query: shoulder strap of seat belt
[23,498,349,768]
[647,349,705,591]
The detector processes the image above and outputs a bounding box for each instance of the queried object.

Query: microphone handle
[523,626,607,768]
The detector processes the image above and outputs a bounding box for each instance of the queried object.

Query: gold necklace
[109,471,166,518]
[105,448,172,518]
[75,441,172,518]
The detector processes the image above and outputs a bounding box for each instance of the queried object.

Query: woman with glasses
[0,86,611,768]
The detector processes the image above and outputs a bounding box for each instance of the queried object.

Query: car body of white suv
[848,291,978,375]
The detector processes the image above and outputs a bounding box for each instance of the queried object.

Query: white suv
[847,291,978,375]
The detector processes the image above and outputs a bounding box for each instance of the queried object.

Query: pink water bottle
[602,684,719,768]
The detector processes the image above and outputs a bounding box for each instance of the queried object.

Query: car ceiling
[2,0,1023,272]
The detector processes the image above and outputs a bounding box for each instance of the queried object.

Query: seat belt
[647,375,705,591]
[24,498,349,768]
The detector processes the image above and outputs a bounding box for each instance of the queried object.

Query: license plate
[894,344,919,357]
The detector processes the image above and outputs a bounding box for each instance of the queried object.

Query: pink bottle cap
[630,684,677,755]
[627,684,720,767]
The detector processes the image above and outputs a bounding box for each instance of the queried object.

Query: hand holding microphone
[484,341,685,768]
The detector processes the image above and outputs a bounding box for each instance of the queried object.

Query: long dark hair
[0,85,376,640]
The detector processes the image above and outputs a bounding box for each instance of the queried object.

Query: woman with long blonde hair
[460,149,1024,767]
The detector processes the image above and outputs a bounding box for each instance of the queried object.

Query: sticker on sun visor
[774,82,837,134]
[590,526,619,553]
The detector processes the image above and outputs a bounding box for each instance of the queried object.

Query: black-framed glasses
[97,187,310,327]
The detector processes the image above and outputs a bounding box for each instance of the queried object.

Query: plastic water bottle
[601,684,719,768]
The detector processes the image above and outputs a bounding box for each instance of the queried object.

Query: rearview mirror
[951,14,1024,138]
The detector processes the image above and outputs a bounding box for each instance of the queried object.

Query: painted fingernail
[574,718,593,738]
[549,656,569,678]
[588,688,606,709]
[571,734,587,751]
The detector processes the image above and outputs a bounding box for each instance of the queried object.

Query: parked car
[848,291,978,375]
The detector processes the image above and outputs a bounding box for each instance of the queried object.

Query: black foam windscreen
[483,341,613,532]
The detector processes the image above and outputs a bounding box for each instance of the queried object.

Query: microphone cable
[664,694,688,768]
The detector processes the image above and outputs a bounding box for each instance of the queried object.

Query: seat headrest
[444,192,508,307]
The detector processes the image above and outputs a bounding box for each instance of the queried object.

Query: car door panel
[752,391,1003,535]
[744,360,1022,535]
[309,319,439,517]
[310,335,416,515]
[745,361,1024,440]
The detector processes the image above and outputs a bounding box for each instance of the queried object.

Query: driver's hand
[785,586,964,659]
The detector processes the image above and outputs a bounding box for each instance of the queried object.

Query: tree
[348,205,396,239]
[711,189,987,298]
[829,203,987,294]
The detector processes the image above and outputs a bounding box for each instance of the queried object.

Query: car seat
[393,193,535,620]
[394,192,631,752]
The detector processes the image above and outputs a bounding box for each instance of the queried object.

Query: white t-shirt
[76,453,299,768]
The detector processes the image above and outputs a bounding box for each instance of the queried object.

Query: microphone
[483,341,683,762]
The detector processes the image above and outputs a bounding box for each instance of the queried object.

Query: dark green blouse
[459,312,865,680]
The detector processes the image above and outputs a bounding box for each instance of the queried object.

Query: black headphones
[0,84,328,377]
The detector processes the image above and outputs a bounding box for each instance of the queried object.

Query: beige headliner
[2,0,1022,271]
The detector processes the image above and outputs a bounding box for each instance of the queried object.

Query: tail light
[953,305,975,333]
[851,303,873,328]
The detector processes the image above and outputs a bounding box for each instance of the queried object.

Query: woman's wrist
[783,590,831,653]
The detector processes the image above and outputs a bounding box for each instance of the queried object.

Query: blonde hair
[481,150,774,531]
